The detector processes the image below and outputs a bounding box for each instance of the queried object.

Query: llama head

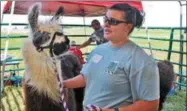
[28,3,69,57]
[22,3,70,102]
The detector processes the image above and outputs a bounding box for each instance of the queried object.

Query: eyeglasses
[103,16,128,25]
[91,23,98,27]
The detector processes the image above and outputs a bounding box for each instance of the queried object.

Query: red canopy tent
[3,1,143,16]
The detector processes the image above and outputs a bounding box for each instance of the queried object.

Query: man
[77,19,108,49]
[64,4,159,111]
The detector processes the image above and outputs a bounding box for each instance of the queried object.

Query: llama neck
[22,38,61,102]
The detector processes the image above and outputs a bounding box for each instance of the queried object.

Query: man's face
[103,9,132,43]
[91,23,100,30]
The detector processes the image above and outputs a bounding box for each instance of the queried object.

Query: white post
[3,1,15,60]
[83,16,89,52]
[146,24,153,57]
[143,2,153,57]
[1,1,15,93]
[1,1,5,22]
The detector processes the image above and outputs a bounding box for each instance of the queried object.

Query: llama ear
[28,3,41,32]
[51,6,64,21]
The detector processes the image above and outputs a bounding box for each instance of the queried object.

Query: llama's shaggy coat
[22,35,78,111]
[157,60,174,111]
[22,3,83,111]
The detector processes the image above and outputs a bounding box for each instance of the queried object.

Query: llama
[157,60,175,111]
[22,3,83,111]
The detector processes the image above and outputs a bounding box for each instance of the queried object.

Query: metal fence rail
[1,23,187,89]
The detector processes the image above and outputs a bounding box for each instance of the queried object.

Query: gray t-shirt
[81,40,159,108]
[89,27,108,45]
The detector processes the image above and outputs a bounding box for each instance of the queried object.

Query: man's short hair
[91,19,100,26]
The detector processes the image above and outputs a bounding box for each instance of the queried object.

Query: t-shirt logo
[105,61,119,75]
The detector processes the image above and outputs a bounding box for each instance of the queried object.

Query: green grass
[0,86,186,111]
[0,27,187,110]
[1,27,186,75]
[163,90,186,111]
[1,28,186,82]
[0,28,186,95]
[1,86,24,111]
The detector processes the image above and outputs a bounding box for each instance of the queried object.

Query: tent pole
[0,1,5,95]
[82,16,89,53]
[3,1,15,59]
[178,1,184,90]
[1,2,5,22]
[1,1,15,94]
[146,26,153,57]
[144,10,153,57]
[83,16,87,36]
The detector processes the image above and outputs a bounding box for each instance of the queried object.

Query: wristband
[114,108,119,111]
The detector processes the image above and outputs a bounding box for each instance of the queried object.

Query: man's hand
[75,45,81,49]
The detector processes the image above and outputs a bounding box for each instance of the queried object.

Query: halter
[36,31,64,57]
[52,58,69,111]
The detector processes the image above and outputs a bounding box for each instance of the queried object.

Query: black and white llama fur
[22,3,83,111]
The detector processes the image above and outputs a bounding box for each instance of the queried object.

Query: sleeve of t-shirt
[89,32,97,42]
[80,50,94,76]
[129,62,160,102]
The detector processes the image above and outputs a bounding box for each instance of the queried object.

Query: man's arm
[77,39,92,49]
[63,74,86,88]
[102,99,159,111]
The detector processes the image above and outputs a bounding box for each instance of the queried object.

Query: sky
[1,1,186,27]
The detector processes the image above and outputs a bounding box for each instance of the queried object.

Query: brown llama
[157,60,175,111]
